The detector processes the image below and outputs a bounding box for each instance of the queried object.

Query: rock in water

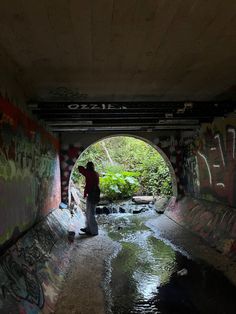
[132,196,155,204]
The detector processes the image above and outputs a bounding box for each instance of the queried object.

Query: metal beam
[28,101,236,133]
[51,125,199,132]
[47,119,199,126]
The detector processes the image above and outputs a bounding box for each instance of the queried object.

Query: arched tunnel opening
[68,135,177,212]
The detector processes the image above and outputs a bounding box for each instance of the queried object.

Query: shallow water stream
[99,210,236,314]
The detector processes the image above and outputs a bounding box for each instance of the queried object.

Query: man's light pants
[85,198,98,235]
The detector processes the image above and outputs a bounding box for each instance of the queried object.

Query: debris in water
[133,207,143,214]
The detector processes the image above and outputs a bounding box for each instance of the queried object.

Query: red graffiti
[0,97,59,150]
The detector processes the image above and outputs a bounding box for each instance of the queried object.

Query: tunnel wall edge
[166,196,236,259]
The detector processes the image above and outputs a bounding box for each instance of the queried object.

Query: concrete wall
[166,196,236,259]
[60,131,188,202]
[0,206,81,314]
[183,113,236,207]
[0,97,61,251]
[165,113,236,260]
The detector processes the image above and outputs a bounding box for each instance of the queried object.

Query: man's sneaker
[80,227,87,232]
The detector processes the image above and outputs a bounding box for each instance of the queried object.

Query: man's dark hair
[86,161,95,171]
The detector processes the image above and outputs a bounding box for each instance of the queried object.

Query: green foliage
[100,171,140,200]
[138,152,172,196]
[72,136,173,199]
[101,162,125,175]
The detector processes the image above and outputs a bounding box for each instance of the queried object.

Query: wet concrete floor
[55,209,236,314]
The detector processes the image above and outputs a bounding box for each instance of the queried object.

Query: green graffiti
[38,157,54,178]
[0,220,34,245]
[0,150,32,180]
[0,149,55,181]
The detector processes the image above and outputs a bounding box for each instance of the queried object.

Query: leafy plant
[100,171,140,200]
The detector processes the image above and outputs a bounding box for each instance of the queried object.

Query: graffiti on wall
[60,144,84,202]
[184,115,236,207]
[183,155,200,195]
[0,207,77,313]
[0,97,61,248]
[153,135,183,195]
[166,196,236,259]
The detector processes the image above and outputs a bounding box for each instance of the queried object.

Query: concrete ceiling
[0,0,236,103]
[0,1,236,131]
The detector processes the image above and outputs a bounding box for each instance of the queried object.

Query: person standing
[78,162,100,236]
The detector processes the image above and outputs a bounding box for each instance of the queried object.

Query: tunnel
[0,1,236,313]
